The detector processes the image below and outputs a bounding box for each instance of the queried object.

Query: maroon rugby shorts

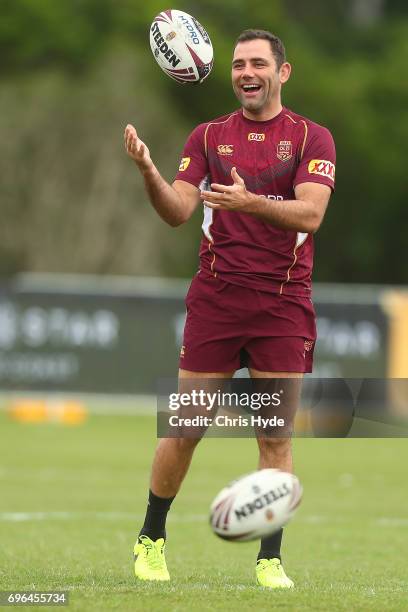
[179,272,316,373]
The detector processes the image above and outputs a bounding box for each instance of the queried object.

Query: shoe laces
[139,535,165,571]
[257,558,283,574]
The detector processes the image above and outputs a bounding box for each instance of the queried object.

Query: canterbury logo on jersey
[217,144,234,156]
[248,133,265,142]
[179,157,191,171]
[308,159,335,180]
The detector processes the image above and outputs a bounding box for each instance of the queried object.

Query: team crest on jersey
[248,133,265,142]
[308,159,335,180]
[303,339,314,358]
[217,144,234,156]
[304,340,314,352]
[277,140,293,161]
[179,157,191,171]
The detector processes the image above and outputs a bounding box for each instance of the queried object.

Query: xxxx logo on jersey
[308,159,335,180]
[217,144,234,156]
[179,157,191,171]
[248,133,265,142]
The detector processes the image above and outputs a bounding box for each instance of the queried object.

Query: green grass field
[1,410,407,611]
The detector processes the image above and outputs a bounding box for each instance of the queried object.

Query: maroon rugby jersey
[175,107,335,296]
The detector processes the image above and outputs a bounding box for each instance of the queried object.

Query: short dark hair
[234,29,286,68]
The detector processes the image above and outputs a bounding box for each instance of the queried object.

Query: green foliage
[0,45,194,276]
[0,0,407,282]
[0,0,115,72]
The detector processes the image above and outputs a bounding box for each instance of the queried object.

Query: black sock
[138,489,175,541]
[257,528,283,562]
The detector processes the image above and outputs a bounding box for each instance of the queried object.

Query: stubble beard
[235,89,267,114]
[234,80,277,115]
[242,99,264,112]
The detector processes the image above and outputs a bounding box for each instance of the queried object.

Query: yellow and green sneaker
[133,535,170,581]
[256,558,294,589]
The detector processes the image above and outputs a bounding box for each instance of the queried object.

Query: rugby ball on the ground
[210,469,302,542]
[149,9,213,83]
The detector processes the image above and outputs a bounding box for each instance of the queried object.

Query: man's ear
[280,62,292,84]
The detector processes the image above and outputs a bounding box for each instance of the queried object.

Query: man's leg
[134,369,233,581]
[250,369,303,589]
[138,437,200,544]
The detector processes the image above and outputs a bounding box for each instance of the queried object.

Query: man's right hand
[124,124,153,173]
[123,123,199,226]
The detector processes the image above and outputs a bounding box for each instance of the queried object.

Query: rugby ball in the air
[210,469,302,542]
[149,9,213,83]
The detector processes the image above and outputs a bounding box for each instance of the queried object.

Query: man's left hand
[200,167,254,212]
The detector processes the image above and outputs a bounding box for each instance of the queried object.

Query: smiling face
[232,39,291,120]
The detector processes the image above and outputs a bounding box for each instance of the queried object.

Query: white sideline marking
[0,512,207,523]
[375,517,408,526]
[0,512,407,526]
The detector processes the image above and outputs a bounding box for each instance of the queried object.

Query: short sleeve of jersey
[174,123,209,187]
[294,123,336,191]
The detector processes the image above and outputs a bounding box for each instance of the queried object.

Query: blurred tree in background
[0,0,407,283]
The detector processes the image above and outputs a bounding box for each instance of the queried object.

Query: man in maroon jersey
[125,29,335,588]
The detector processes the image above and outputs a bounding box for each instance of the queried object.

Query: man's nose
[242,64,255,78]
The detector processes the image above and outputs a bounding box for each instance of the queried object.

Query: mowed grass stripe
[1,512,408,527]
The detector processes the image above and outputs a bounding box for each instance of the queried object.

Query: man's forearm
[247,193,321,233]
[140,165,186,227]
[200,168,329,232]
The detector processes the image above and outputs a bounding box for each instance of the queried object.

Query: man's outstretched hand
[124,124,153,173]
[200,167,254,212]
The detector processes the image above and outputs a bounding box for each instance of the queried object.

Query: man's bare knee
[174,436,202,452]
[159,436,202,456]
